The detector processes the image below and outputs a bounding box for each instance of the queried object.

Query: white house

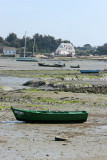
[56,43,75,56]
[3,46,16,55]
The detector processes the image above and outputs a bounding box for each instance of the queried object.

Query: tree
[0,37,4,43]
[0,32,73,54]
[6,33,17,43]
[104,43,107,47]
[96,44,107,55]
[84,44,92,50]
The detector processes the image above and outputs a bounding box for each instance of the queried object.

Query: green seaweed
[0,105,11,110]
[35,97,80,104]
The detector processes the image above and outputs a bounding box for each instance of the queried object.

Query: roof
[3,46,16,51]
[61,43,74,49]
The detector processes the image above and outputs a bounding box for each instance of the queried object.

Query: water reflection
[0,121,25,124]
[0,76,34,90]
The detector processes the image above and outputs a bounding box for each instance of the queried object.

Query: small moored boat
[16,57,39,62]
[80,70,99,73]
[55,136,68,141]
[16,32,38,62]
[38,63,65,67]
[11,107,88,123]
[70,65,80,68]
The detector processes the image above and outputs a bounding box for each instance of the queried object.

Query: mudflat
[0,58,107,160]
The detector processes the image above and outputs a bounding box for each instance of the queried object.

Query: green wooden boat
[11,107,88,123]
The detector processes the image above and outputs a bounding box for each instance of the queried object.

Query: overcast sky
[0,0,107,46]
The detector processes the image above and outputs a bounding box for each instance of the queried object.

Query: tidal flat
[0,58,107,160]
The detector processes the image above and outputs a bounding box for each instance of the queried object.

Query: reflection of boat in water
[16,57,38,62]
[11,107,88,123]
[38,62,65,67]
[70,65,80,68]
[80,70,99,73]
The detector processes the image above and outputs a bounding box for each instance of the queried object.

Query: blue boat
[80,70,99,73]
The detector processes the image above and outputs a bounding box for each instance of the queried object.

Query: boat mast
[33,37,35,56]
[24,31,27,58]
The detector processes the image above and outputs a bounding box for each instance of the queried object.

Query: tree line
[76,44,107,56]
[0,33,70,54]
[0,32,107,55]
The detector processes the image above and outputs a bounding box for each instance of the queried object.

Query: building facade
[56,43,75,56]
[3,46,16,55]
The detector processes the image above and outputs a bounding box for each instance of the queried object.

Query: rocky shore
[23,69,107,94]
[23,80,107,94]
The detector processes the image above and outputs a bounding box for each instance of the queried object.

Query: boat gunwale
[11,107,88,115]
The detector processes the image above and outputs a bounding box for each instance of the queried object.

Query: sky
[0,0,107,47]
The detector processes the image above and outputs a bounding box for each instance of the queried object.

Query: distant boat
[11,107,88,123]
[38,62,65,67]
[55,136,68,141]
[70,65,80,68]
[16,32,38,62]
[16,57,39,62]
[80,70,99,73]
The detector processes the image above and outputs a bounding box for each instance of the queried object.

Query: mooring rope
[0,108,11,119]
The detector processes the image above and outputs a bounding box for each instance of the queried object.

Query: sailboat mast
[33,37,35,56]
[24,31,27,58]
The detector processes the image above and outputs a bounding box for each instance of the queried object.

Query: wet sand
[0,57,107,160]
[0,108,107,160]
[0,57,107,70]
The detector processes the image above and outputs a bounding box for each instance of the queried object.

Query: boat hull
[16,57,38,62]
[38,63,65,67]
[11,107,88,123]
[80,70,99,73]
[70,65,80,68]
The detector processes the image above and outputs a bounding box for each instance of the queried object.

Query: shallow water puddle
[98,125,107,130]
[0,121,25,124]
[0,76,34,90]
